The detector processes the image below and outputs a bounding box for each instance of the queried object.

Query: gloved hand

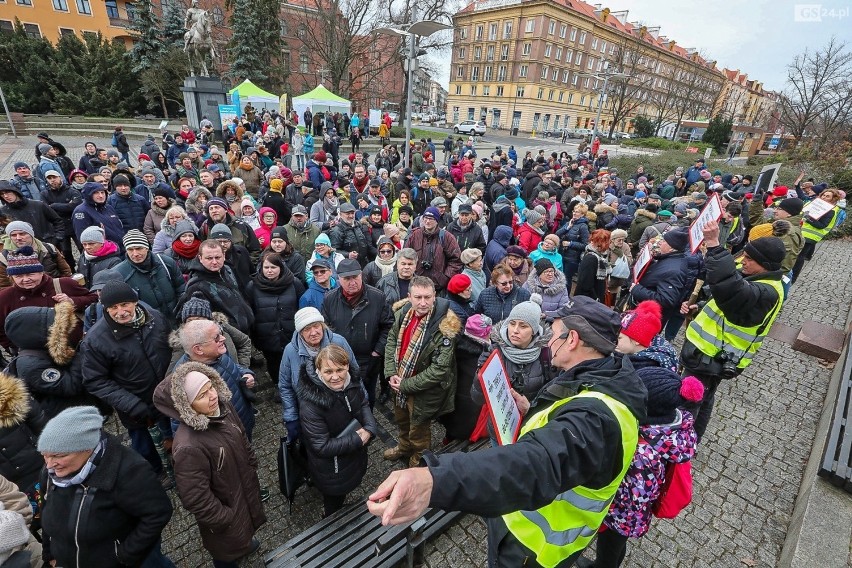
[285,420,301,442]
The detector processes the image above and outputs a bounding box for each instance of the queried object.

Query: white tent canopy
[292,84,351,120]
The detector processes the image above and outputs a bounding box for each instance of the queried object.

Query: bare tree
[647,60,687,137]
[603,34,655,138]
[780,36,852,141]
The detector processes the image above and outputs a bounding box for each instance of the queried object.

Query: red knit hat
[619,300,662,348]
[447,274,472,295]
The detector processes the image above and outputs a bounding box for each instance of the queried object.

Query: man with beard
[330,202,375,267]
[447,203,486,253]
[405,207,462,292]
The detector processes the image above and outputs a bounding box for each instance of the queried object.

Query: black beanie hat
[777,198,804,217]
[180,292,213,322]
[99,280,138,308]
[662,228,689,252]
[744,236,786,271]
[637,367,704,425]
[534,258,555,275]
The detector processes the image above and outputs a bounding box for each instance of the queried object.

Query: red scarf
[171,237,200,259]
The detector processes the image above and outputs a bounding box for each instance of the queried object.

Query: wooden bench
[265,438,488,568]
[818,333,852,493]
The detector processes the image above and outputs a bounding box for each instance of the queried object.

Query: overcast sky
[429,0,852,91]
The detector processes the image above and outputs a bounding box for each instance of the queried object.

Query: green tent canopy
[292,84,351,117]
[228,79,280,109]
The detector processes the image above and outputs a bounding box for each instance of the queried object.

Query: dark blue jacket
[299,278,336,310]
[108,191,150,234]
[72,183,124,246]
[473,285,531,324]
[305,160,325,189]
[557,217,590,264]
[485,225,513,272]
[630,251,696,322]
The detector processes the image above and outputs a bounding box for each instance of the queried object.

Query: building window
[500,44,509,60]
[483,85,490,96]
[600,40,606,53]
[562,69,569,83]
[22,23,40,37]
[548,20,555,35]
[59,27,75,36]
[474,46,481,60]
[522,43,531,56]
[575,51,583,65]
[299,52,308,72]
[455,85,462,95]
[471,66,479,81]
[468,108,475,120]
[565,49,573,63]
[53,0,68,10]
[580,95,586,106]
[496,86,504,96]
[489,23,497,40]
[525,19,534,33]
[572,74,578,86]
[484,66,493,81]
[583,77,590,88]
[475,25,483,40]
[554,115,560,129]
[453,107,459,122]
[281,49,290,72]
[587,57,594,69]
[590,37,597,50]
[457,47,465,59]
[540,65,548,79]
[544,44,551,58]
[456,66,464,78]
[127,2,138,20]
[76,0,91,14]
[16,0,32,5]
[597,59,604,71]
[543,114,551,129]
[503,21,512,39]
[459,28,467,39]
[579,31,586,44]
[555,47,562,60]
[105,0,118,17]
[516,86,525,97]
[570,28,576,41]
[533,113,541,129]
[552,68,559,81]
[470,85,477,95]
[568,93,574,104]
[486,45,494,60]
[560,24,567,38]
[497,65,506,81]
[536,88,543,99]
[519,64,528,78]
[297,28,305,38]
[548,90,554,101]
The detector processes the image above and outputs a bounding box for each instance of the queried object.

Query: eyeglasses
[196,328,225,345]
[496,280,514,288]
[379,249,394,255]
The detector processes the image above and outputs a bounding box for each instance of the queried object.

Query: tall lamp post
[578,69,629,141]
[375,19,453,167]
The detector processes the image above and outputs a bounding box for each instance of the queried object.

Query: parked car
[454,120,487,136]
[567,128,593,139]
[616,132,633,140]
[543,128,569,138]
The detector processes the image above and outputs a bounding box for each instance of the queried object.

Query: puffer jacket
[5,303,95,420]
[320,285,393,370]
[178,260,254,334]
[384,298,460,426]
[296,365,377,496]
[329,221,375,267]
[153,363,266,562]
[556,217,590,264]
[0,187,64,245]
[107,190,150,233]
[0,373,46,496]
[245,268,304,353]
[40,433,174,568]
[522,270,570,314]
[72,183,124,245]
[80,306,171,429]
[630,251,696,323]
[116,254,186,322]
[604,410,697,538]
[485,225,513,272]
[446,219,487,253]
[75,244,122,287]
[473,284,531,324]
[184,187,212,227]
[527,242,564,272]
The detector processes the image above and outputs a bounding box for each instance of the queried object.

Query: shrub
[622,137,714,154]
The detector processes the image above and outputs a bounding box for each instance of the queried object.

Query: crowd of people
[0,113,845,567]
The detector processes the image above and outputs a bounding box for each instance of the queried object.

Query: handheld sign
[632,243,653,283]
[688,193,723,253]
[476,350,521,446]
[804,198,835,220]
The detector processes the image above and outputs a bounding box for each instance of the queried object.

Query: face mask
[226,194,236,203]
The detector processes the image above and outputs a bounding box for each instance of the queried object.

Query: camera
[421,260,433,270]
[713,350,739,379]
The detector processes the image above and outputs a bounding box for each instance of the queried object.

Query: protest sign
[689,193,723,253]
[476,350,521,446]
[804,198,835,220]
[753,163,782,196]
[633,243,653,283]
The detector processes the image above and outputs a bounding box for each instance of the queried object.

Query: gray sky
[430,0,852,91]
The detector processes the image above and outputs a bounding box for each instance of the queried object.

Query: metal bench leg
[405,518,427,568]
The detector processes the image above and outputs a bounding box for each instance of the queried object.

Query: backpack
[111,132,118,147]
[652,461,693,519]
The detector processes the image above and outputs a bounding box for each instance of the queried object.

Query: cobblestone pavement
[2,134,849,566]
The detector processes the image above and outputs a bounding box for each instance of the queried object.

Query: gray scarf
[498,322,542,365]
[49,435,106,488]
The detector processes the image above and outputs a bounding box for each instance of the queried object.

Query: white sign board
[476,351,521,446]
[689,193,723,253]
[158,120,169,131]
[805,198,835,220]
[633,243,653,283]
[704,147,712,161]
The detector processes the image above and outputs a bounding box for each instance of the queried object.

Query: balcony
[109,16,132,28]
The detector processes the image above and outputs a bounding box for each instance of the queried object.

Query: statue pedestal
[181,76,227,130]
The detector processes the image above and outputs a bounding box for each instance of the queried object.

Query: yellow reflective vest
[801,203,840,243]
[502,391,638,568]
[685,278,783,370]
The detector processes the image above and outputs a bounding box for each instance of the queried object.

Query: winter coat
[594,203,616,231]
[627,208,657,251]
[384,298,460,425]
[375,272,410,306]
[574,245,610,302]
[72,184,124,245]
[152,216,181,254]
[296,366,377,496]
[4,303,95,420]
[167,312,252,370]
[522,270,570,314]
[80,306,171,429]
[153,363,265,562]
[473,328,553,410]
[299,278,336,310]
[142,201,171,244]
[0,188,64,245]
[236,166,264,199]
[0,275,96,349]
[279,328,360,424]
[9,174,43,201]
[631,251,695,323]
[528,242,563,272]
[329,221,375,267]
[198,212,261,265]
[638,220,673,250]
[748,196,804,272]
[184,187,212,227]
[40,183,83,237]
[405,227,463,291]
[114,254,185,325]
[75,245,122,287]
[472,284,531,324]
[485,225,513,272]
[321,285,394,370]
[245,270,305,353]
[447,219,487,253]
[556,217,590,264]
[517,222,545,254]
[285,220,322,261]
[0,373,46,495]
[604,410,697,538]
[0,238,71,288]
[178,260,254,334]
[439,334,486,440]
[107,191,150,234]
[305,160,326,190]
[40,433,173,568]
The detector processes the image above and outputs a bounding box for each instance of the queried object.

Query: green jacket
[285,220,321,260]
[748,197,804,272]
[627,208,657,250]
[384,297,460,425]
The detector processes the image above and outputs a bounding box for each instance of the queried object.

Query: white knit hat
[294,307,324,333]
[0,504,30,565]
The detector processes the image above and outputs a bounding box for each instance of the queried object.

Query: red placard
[476,350,522,445]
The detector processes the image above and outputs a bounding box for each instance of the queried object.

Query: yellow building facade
[448,0,725,136]
[1,0,135,46]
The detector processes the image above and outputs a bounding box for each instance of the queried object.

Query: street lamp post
[375,19,453,168]
[579,70,630,141]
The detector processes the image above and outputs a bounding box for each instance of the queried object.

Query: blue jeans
[128,417,172,474]
[140,539,175,568]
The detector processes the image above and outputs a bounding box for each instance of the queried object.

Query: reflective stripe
[519,510,598,546]
[554,488,612,513]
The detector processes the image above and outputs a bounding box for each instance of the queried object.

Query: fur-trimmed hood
[635,208,658,221]
[4,302,77,365]
[0,372,30,427]
[185,187,213,215]
[215,180,244,201]
[391,297,462,339]
[594,202,616,215]
[524,269,568,296]
[153,361,232,432]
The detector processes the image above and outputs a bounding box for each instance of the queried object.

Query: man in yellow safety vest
[368,296,647,568]
[680,219,786,441]
[791,188,842,283]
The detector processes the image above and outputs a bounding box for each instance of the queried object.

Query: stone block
[792,320,846,362]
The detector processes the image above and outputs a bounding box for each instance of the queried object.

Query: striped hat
[6,246,44,276]
[122,229,149,250]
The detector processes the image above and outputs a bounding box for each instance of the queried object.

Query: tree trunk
[159,92,169,119]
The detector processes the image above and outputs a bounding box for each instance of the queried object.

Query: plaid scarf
[394,305,433,406]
